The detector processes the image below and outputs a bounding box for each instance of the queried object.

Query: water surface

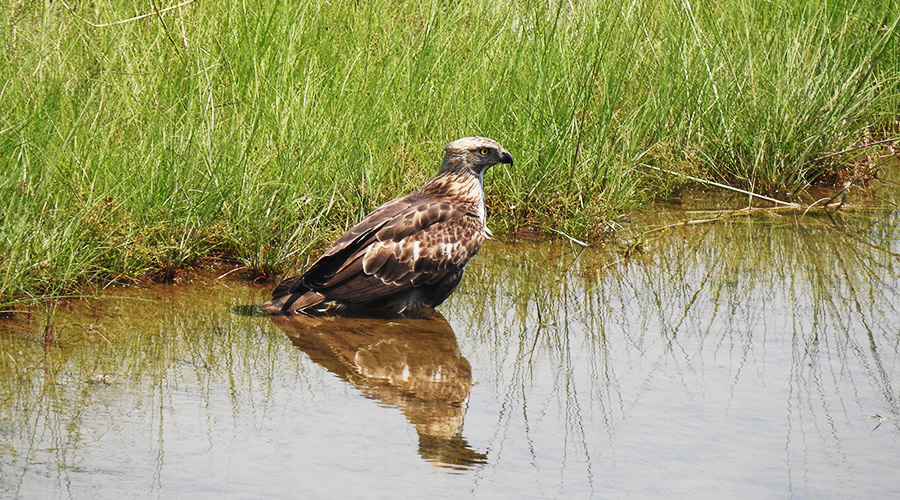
[2,172,899,499]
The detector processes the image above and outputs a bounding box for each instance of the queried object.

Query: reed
[1,0,897,307]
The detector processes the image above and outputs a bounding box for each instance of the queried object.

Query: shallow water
[2,175,900,499]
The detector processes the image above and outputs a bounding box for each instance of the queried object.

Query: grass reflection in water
[446,196,900,497]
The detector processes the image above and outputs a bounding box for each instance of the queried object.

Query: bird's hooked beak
[499,150,514,167]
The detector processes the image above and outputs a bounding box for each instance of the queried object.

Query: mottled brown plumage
[259,136,513,315]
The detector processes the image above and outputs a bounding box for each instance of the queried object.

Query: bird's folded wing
[303,203,484,303]
[321,195,419,258]
[277,195,417,297]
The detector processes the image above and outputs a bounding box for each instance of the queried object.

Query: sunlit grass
[1,0,898,307]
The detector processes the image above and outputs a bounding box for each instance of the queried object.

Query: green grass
[1,0,898,308]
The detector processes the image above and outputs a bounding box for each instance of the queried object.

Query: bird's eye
[479,148,489,156]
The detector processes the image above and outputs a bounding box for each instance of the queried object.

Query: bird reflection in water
[269,310,486,470]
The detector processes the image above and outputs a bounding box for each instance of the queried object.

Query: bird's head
[439,137,514,177]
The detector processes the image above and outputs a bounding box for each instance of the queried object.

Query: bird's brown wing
[279,195,416,295]
[318,194,420,260]
[297,199,485,304]
[263,195,418,312]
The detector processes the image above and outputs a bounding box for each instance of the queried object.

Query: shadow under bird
[259,136,513,315]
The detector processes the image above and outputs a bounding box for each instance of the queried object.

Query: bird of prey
[258,136,513,315]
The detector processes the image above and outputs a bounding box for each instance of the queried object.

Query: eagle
[258,136,513,315]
